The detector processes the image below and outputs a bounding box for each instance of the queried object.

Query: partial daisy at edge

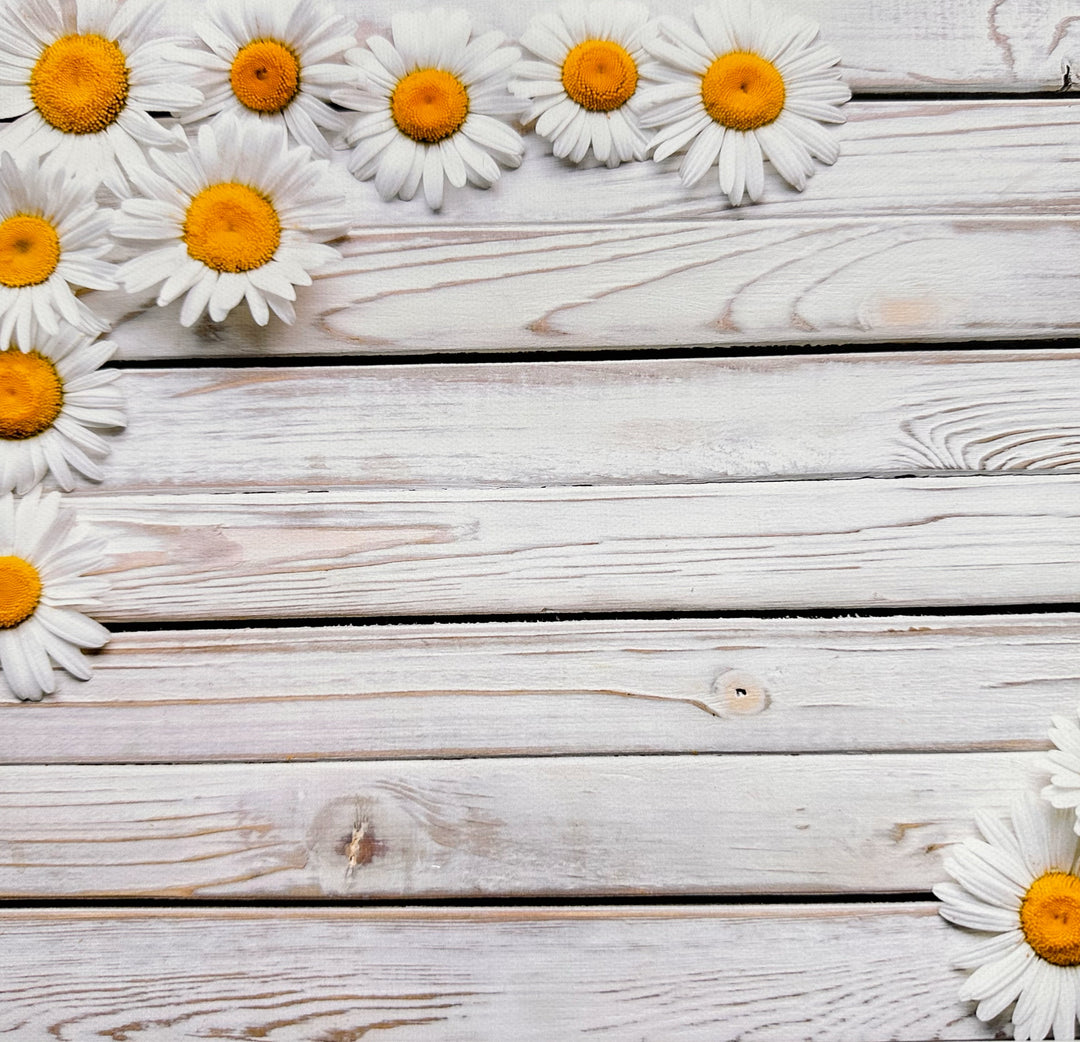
[639,0,850,206]
[332,7,525,211]
[510,0,662,168]
[0,327,125,495]
[935,796,1080,1042]
[0,0,202,196]
[0,151,117,350]
[113,118,350,327]
[0,488,109,701]
[166,0,356,157]
[1042,706,1080,836]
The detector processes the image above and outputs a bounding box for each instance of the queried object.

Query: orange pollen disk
[0,555,42,629]
[30,33,129,134]
[561,39,638,112]
[0,349,63,440]
[1021,872,1080,966]
[390,68,469,143]
[183,182,281,274]
[230,38,302,113]
[700,50,785,131]
[0,215,60,288]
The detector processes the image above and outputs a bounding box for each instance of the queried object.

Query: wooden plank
[0,752,1040,898]
[0,903,992,1041]
[2,614,1074,763]
[86,350,1080,495]
[78,477,1080,622]
[161,0,1080,92]
[98,216,1080,359]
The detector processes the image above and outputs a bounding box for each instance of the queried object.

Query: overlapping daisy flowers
[0,0,849,701]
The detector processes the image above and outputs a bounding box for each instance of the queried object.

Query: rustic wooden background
[3,0,1080,1037]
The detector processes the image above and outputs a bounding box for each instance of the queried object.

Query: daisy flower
[640,0,850,206]
[509,1,660,167]
[333,8,525,211]
[1042,707,1080,835]
[0,487,109,701]
[0,150,117,350]
[168,0,356,157]
[934,797,1080,1041]
[0,327,124,494]
[0,0,202,195]
[113,119,349,327]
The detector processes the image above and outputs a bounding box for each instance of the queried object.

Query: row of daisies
[1,0,850,702]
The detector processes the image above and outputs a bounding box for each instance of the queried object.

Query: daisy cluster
[0,0,849,697]
[936,710,1080,1041]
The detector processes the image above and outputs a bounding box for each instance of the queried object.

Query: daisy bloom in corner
[935,797,1080,1041]
[0,327,125,494]
[168,0,356,157]
[510,1,660,167]
[0,151,117,350]
[114,120,349,327]
[0,0,201,195]
[640,0,849,206]
[0,488,109,701]
[333,8,524,211]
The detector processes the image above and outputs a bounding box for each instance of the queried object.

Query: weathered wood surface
[0,903,995,1042]
[76,477,1080,621]
[99,215,1080,359]
[83,350,1080,495]
[2,614,1074,763]
[161,0,1080,93]
[0,752,1041,898]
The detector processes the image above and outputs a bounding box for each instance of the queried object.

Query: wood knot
[342,820,381,876]
[705,669,769,717]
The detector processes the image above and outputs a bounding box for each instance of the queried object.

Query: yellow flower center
[561,39,638,112]
[1020,872,1080,966]
[700,51,785,131]
[230,38,301,114]
[30,33,129,135]
[0,555,42,629]
[0,349,63,440]
[390,68,469,143]
[0,215,60,288]
[183,183,281,274]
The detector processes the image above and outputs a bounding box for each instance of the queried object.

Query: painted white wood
[161,0,1080,92]
[0,752,1041,897]
[83,349,1080,495]
[96,215,1080,359]
[74,477,1080,621]
[3,614,1075,763]
[0,903,994,1042]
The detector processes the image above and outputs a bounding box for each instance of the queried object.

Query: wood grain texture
[160,0,1080,92]
[0,752,1042,898]
[98,215,1080,359]
[76,477,1080,621]
[0,903,995,1042]
[82,349,1080,495]
[2,614,1076,763]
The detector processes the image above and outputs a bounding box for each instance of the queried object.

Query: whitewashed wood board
[98,215,1080,359]
[160,0,1080,92]
[3,614,1076,763]
[0,903,996,1041]
[87,349,1080,495]
[0,752,1043,898]
[78,477,1080,621]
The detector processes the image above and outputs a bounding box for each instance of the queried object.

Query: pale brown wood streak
[76,477,1080,621]
[1,614,1074,763]
[0,752,1042,898]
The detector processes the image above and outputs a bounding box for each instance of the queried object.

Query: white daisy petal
[0,491,108,700]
